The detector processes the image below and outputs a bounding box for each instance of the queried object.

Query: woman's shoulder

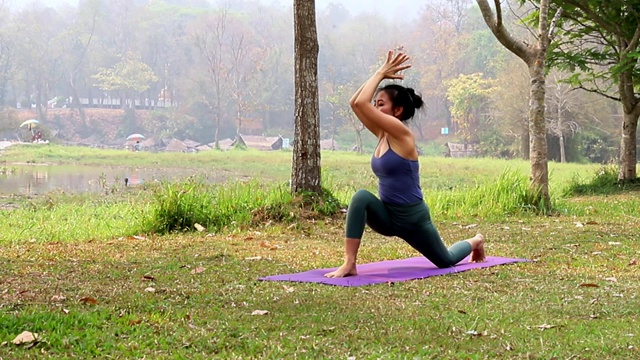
[388,134,417,159]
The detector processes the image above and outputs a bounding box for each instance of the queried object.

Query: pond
[0,164,220,195]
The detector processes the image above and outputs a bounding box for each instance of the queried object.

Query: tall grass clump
[427,167,544,219]
[564,164,640,195]
[147,176,347,234]
[148,177,262,233]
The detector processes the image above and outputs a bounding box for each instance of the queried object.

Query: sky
[7,0,426,21]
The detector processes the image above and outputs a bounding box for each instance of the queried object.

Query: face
[374,91,402,119]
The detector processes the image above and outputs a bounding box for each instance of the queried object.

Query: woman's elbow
[350,99,367,109]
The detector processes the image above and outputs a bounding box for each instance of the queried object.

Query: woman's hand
[376,50,411,80]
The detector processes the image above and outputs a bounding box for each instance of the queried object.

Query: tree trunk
[355,128,363,154]
[558,105,565,163]
[520,123,530,160]
[619,111,639,180]
[236,101,242,136]
[69,77,87,131]
[617,67,639,180]
[476,0,557,208]
[559,134,566,163]
[291,0,321,195]
[528,55,550,206]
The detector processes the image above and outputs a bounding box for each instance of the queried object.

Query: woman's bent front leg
[325,190,395,278]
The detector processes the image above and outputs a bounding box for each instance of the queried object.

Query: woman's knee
[351,189,375,203]
[349,190,376,209]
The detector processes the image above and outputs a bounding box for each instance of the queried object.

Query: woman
[324,51,485,278]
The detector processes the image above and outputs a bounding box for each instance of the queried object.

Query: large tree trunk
[291,0,321,194]
[528,11,551,206]
[617,67,640,180]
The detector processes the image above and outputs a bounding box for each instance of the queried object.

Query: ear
[393,106,404,118]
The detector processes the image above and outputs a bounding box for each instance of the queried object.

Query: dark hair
[378,84,424,121]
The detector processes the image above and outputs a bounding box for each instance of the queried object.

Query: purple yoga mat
[260,256,529,287]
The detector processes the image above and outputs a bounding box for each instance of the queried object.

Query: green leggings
[346,189,472,268]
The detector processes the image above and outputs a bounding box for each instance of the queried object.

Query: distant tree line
[0,0,633,167]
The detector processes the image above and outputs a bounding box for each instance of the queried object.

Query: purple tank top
[371,148,423,205]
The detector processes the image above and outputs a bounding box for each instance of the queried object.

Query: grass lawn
[1,145,639,359]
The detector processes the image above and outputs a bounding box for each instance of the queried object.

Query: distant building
[233,134,283,150]
[445,142,479,158]
[320,139,340,151]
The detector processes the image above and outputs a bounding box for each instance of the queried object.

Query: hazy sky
[8,0,425,20]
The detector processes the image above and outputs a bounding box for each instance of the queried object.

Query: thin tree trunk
[521,123,530,160]
[291,0,321,194]
[558,105,565,163]
[69,77,87,130]
[476,0,558,208]
[356,129,363,154]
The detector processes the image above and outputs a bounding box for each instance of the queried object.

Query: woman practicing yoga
[324,50,485,278]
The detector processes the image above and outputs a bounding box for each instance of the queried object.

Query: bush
[146,177,345,234]
[427,167,547,217]
[564,165,640,196]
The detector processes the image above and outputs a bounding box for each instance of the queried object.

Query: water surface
[0,164,217,195]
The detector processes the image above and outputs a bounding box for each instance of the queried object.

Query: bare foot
[470,233,486,263]
[324,263,357,278]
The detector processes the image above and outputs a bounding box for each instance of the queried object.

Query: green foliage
[572,130,617,164]
[116,108,141,138]
[148,177,257,234]
[139,110,204,142]
[427,167,547,217]
[546,1,640,94]
[445,73,495,142]
[476,122,515,158]
[417,139,448,157]
[564,165,640,196]
[146,177,345,235]
[92,52,159,94]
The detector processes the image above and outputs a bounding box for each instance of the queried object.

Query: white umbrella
[127,133,145,141]
[20,119,40,128]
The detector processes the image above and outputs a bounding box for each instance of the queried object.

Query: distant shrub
[564,165,640,196]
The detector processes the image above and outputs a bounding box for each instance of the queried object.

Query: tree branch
[576,85,620,102]
[476,0,531,62]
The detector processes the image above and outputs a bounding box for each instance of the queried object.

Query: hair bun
[406,88,424,109]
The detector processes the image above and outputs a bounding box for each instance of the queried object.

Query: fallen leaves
[191,266,206,274]
[12,331,38,345]
[536,324,560,330]
[50,294,66,302]
[79,296,98,305]
[579,283,600,288]
[260,241,281,250]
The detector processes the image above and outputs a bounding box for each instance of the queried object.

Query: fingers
[385,49,409,64]
[386,49,394,63]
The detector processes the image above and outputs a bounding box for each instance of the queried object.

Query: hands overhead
[376,50,412,80]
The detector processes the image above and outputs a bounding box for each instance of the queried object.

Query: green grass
[1,145,639,359]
